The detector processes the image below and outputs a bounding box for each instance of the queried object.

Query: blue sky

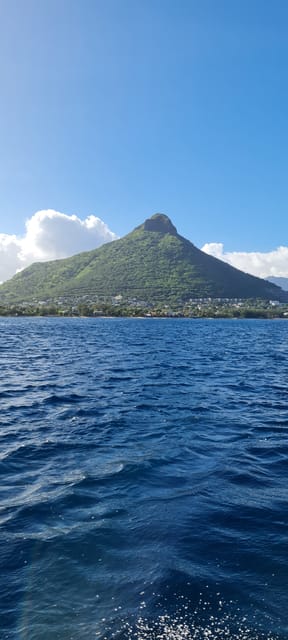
[1,0,288,280]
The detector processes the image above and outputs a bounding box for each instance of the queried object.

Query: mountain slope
[267,276,288,292]
[0,214,286,303]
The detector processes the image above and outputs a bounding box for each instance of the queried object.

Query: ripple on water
[0,318,288,639]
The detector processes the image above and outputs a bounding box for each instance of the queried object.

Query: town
[1,296,287,319]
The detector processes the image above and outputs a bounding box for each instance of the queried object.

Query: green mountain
[0,214,286,303]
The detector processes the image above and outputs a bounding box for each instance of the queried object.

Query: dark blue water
[0,317,287,640]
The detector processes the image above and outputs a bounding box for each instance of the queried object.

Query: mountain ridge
[267,276,288,292]
[0,213,286,303]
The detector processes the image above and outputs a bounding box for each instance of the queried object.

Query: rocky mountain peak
[143,213,178,235]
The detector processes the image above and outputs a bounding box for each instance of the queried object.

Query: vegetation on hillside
[0,214,285,304]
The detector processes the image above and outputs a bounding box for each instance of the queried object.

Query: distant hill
[267,276,288,292]
[0,214,286,304]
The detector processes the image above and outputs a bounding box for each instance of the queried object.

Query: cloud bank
[0,210,117,283]
[202,242,288,279]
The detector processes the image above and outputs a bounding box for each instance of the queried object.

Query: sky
[1,0,288,282]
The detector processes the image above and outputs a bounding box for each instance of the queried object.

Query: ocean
[0,317,287,640]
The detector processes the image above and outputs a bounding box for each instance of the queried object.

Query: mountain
[267,276,288,292]
[0,213,286,304]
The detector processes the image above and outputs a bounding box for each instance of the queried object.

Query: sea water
[0,317,287,639]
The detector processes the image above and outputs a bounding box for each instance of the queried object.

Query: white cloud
[202,242,288,279]
[0,234,23,283]
[0,210,117,283]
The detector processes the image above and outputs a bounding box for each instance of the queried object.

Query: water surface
[0,318,287,639]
